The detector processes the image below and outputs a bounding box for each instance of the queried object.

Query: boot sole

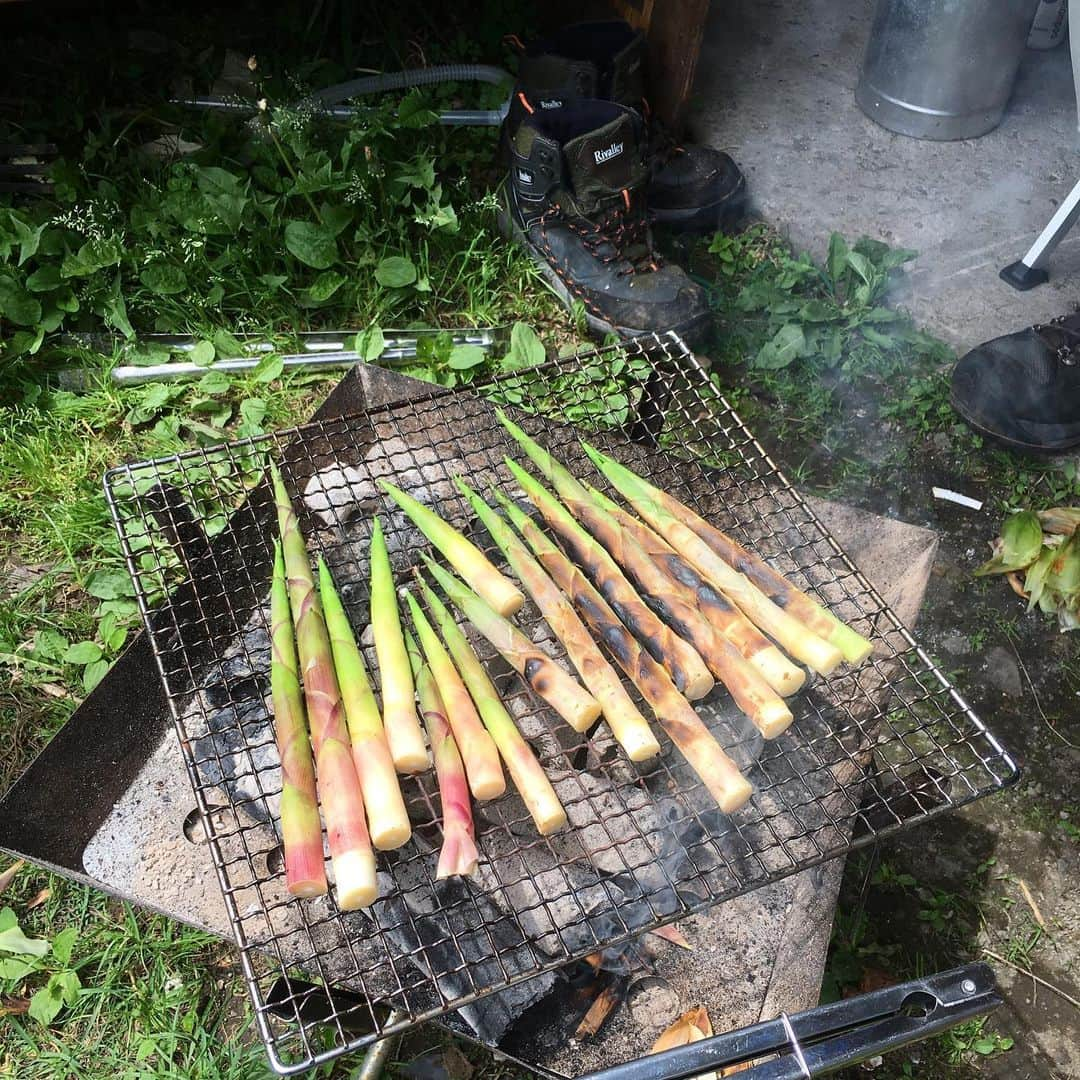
[498,204,711,345]
[950,392,1080,454]
[650,173,748,234]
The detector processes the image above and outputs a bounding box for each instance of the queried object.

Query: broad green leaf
[284,220,337,270]
[252,353,284,383]
[860,325,896,350]
[25,265,63,293]
[63,641,102,665]
[126,382,175,426]
[60,236,123,278]
[0,922,50,958]
[448,344,486,370]
[31,629,69,661]
[320,204,354,237]
[826,233,850,287]
[189,340,215,367]
[197,370,231,396]
[11,215,45,266]
[845,251,873,285]
[0,274,42,326]
[86,568,135,600]
[502,322,545,371]
[139,263,188,296]
[972,1038,997,1056]
[83,659,110,693]
[239,398,267,430]
[0,956,37,981]
[374,255,417,288]
[397,89,438,128]
[356,325,386,362]
[50,928,78,967]
[29,972,78,1026]
[302,270,347,303]
[102,273,134,339]
[754,323,805,369]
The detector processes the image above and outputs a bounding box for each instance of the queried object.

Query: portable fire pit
[0,333,1017,1076]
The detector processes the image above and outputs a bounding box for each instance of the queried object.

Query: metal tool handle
[577,964,1000,1080]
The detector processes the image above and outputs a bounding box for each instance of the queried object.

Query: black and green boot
[506,19,746,233]
[501,98,710,343]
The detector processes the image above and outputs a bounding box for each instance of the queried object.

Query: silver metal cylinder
[856,0,1040,140]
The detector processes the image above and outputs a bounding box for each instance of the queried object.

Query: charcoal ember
[179,608,279,828]
[564,772,659,879]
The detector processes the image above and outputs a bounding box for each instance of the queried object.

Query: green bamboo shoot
[271,465,377,909]
[378,480,524,616]
[404,591,506,801]
[416,573,567,835]
[270,539,327,898]
[370,516,428,773]
[318,557,412,851]
[500,499,752,813]
[405,630,480,878]
[581,444,844,676]
[458,478,660,761]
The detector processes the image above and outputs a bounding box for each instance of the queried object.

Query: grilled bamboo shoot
[271,466,377,909]
[458,478,660,761]
[499,498,752,813]
[378,480,524,616]
[416,573,567,835]
[421,554,601,731]
[370,516,429,773]
[583,482,805,698]
[270,539,327,898]
[504,458,714,701]
[496,415,789,736]
[318,557,412,850]
[404,590,506,800]
[404,630,480,878]
[581,444,844,676]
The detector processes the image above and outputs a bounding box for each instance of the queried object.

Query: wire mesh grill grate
[104,331,1017,1074]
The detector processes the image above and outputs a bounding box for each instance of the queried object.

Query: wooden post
[609,0,710,127]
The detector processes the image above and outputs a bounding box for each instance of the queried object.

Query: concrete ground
[692,4,1080,1076]
[694,0,1080,350]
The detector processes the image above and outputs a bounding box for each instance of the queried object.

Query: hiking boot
[501,98,710,342]
[506,20,746,233]
[951,313,1080,453]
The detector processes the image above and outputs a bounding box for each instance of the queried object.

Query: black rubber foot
[1000,261,1049,291]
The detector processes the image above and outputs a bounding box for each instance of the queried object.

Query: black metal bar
[576,964,1000,1080]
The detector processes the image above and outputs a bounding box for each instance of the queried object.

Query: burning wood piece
[575,978,628,1039]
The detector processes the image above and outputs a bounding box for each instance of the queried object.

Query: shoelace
[1033,314,1080,366]
[563,188,661,277]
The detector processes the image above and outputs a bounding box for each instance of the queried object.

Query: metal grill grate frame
[103,332,1019,1074]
